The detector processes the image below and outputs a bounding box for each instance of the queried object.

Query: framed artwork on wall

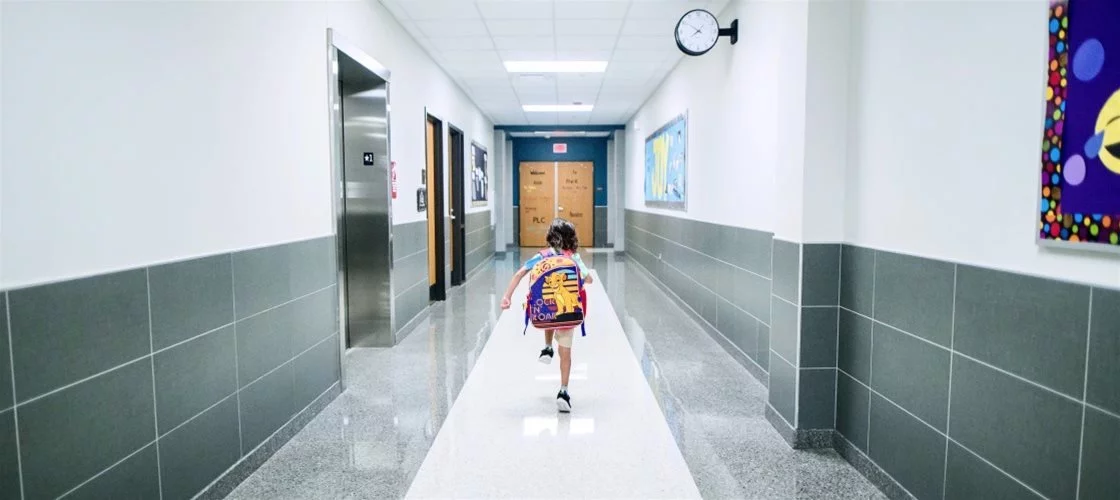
[471,142,488,207]
[644,113,688,210]
[1038,0,1120,253]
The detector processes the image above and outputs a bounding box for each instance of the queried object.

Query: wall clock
[674,9,738,56]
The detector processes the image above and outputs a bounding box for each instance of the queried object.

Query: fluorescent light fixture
[523,104,594,112]
[504,61,608,73]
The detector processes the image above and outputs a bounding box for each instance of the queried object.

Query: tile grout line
[660,259,771,328]
[241,334,337,392]
[631,225,773,281]
[840,363,1053,499]
[231,254,244,458]
[153,321,235,357]
[1075,287,1093,500]
[159,390,238,441]
[834,245,843,429]
[942,264,958,500]
[867,248,876,453]
[768,237,775,396]
[839,303,1089,407]
[146,269,165,499]
[6,293,26,500]
[56,441,159,500]
[238,283,337,323]
[15,355,151,408]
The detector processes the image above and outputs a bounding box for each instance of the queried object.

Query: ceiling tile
[428,36,496,51]
[381,0,411,20]
[611,48,673,61]
[558,88,599,104]
[478,1,554,20]
[500,50,558,61]
[555,73,603,87]
[527,114,560,125]
[621,17,672,36]
[556,112,591,125]
[554,18,623,35]
[626,0,704,20]
[492,36,555,51]
[485,19,554,36]
[415,19,490,38]
[554,1,630,19]
[398,0,482,20]
[514,88,558,102]
[555,35,617,51]
[615,35,673,51]
[556,50,613,61]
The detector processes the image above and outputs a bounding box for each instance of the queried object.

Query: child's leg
[555,329,574,389]
[544,329,555,346]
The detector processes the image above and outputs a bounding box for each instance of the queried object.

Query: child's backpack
[523,249,587,336]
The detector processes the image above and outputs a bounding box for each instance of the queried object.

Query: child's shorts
[550,328,575,348]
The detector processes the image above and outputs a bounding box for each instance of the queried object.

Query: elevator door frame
[327,29,394,391]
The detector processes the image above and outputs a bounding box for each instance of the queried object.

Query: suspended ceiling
[379,0,729,126]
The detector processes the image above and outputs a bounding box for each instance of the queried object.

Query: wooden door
[557,162,594,247]
[519,162,556,247]
[426,120,437,286]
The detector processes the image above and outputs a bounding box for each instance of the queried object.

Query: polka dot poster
[1039,0,1120,250]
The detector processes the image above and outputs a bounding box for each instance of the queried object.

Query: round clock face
[675,9,720,56]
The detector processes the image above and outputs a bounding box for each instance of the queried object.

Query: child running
[501,218,592,412]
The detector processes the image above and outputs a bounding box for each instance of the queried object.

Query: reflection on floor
[229,251,885,499]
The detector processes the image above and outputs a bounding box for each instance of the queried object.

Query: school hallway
[227,252,883,499]
[5,1,1119,499]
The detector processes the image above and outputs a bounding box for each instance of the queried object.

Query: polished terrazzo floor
[228,251,885,499]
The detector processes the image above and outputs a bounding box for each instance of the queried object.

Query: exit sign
[553,143,567,154]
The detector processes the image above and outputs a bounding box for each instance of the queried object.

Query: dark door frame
[426,113,447,301]
[448,125,467,286]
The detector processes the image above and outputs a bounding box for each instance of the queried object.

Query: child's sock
[560,385,568,393]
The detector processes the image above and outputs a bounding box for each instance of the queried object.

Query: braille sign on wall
[553,143,567,154]
[363,153,375,165]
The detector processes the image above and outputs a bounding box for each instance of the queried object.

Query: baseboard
[624,255,769,387]
[765,403,797,447]
[833,433,917,500]
[196,382,342,499]
[394,305,433,345]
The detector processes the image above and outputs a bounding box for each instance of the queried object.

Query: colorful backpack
[523,249,587,336]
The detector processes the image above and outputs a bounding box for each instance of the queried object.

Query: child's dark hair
[547,218,579,252]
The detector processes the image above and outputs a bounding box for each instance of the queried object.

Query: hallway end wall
[511,137,610,247]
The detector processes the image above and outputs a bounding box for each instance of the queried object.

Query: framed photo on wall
[645,113,687,210]
[471,142,488,207]
[1038,0,1120,253]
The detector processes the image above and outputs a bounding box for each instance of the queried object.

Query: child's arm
[500,268,529,309]
[573,254,593,284]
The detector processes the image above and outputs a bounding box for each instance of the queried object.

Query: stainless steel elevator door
[339,53,392,348]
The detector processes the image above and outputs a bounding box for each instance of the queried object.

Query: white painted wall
[626,1,809,234]
[845,0,1120,289]
[0,0,492,289]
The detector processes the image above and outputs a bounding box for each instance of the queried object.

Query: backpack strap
[523,304,529,335]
